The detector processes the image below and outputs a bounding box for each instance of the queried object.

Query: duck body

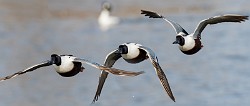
[53,55,83,77]
[174,34,203,55]
[119,43,148,63]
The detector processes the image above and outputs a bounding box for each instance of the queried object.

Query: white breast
[121,43,141,59]
[53,56,76,73]
[179,35,195,51]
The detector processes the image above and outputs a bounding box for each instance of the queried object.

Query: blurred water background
[0,0,249,106]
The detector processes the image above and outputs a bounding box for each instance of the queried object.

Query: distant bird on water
[92,42,175,103]
[141,10,248,55]
[98,1,120,31]
[0,54,144,82]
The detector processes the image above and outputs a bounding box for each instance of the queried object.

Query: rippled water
[0,0,249,106]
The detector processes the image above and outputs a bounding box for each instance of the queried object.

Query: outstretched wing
[92,49,122,103]
[74,54,144,103]
[0,60,52,82]
[141,10,189,36]
[139,46,175,102]
[193,14,248,39]
[73,57,143,76]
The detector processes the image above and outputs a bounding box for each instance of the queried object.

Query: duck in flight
[0,54,144,82]
[141,10,248,55]
[92,43,175,103]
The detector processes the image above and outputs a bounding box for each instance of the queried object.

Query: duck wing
[139,46,175,102]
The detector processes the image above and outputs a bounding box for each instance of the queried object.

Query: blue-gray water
[0,0,249,106]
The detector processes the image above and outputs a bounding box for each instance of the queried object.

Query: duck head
[102,1,112,11]
[51,54,61,66]
[173,36,185,46]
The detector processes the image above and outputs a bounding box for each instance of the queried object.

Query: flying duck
[92,43,175,103]
[98,1,120,31]
[0,54,144,82]
[141,10,248,55]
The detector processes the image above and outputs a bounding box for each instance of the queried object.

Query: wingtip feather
[141,10,163,18]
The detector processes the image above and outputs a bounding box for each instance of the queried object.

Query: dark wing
[193,14,248,39]
[139,46,175,102]
[92,49,122,103]
[141,10,189,36]
[0,60,52,82]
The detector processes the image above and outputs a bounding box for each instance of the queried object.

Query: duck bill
[114,49,122,54]
[172,41,179,44]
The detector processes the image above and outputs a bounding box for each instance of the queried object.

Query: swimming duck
[141,10,248,55]
[98,1,120,31]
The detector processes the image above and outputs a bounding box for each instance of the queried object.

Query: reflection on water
[0,0,249,106]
